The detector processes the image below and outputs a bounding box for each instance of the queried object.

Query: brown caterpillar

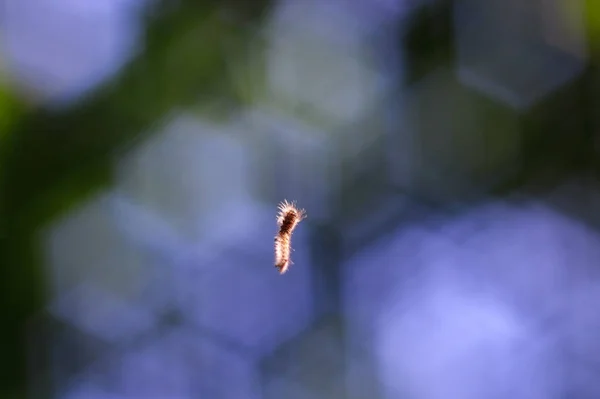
[274,200,306,274]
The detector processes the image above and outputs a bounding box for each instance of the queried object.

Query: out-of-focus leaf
[585,0,600,48]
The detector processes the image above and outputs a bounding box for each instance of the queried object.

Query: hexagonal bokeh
[114,112,257,248]
[57,326,264,399]
[1,0,145,106]
[192,330,263,399]
[238,108,339,223]
[455,0,588,110]
[343,199,600,398]
[113,111,316,355]
[376,277,563,399]
[238,102,396,224]
[264,0,388,127]
[388,67,522,204]
[336,192,420,260]
[40,108,318,394]
[18,1,600,398]
[170,205,315,356]
[262,317,347,399]
[42,192,164,345]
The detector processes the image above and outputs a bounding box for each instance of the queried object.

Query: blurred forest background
[2,0,600,398]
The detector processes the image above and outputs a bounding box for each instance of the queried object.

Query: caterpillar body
[274,200,306,274]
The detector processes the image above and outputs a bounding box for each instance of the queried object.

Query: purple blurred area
[1,0,146,107]
[3,0,600,398]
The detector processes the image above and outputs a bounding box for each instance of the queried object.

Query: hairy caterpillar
[274,200,306,274]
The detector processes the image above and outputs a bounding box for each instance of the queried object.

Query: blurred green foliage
[586,0,600,48]
[0,86,25,136]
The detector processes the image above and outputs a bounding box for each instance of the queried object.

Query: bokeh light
[3,1,600,398]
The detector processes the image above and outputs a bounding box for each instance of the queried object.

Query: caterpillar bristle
[274,200,305,274]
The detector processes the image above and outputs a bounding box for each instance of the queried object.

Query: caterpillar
[274,200,306,274]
